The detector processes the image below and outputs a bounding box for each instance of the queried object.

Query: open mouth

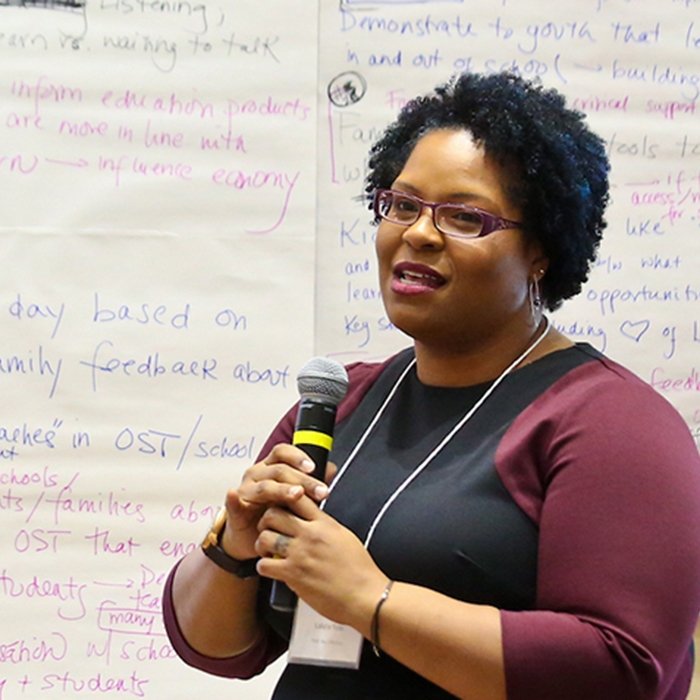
[392,263,446,292]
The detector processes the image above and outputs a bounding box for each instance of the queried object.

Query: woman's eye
[396,198,419,213]
[449,210,482,228]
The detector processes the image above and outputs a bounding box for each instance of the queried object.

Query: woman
[163,72,700,699]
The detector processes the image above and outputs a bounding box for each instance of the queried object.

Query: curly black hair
[365,71,610,310]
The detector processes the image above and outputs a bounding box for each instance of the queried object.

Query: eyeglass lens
[377,191,484,237]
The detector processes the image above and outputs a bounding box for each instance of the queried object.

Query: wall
[0,0,698,698]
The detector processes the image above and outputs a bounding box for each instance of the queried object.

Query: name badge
[288,599,363,669]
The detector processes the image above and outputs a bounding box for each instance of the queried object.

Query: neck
[413,316,563,387]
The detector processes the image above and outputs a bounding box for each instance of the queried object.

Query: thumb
[225,488,261,530]
[225,487,244,512]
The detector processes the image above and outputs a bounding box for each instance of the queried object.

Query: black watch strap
[201,507,259,578]
[202,543,260,578]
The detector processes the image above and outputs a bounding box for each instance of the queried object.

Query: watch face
[202,506,227,548]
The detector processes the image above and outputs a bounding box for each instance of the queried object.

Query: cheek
[452,243,529,298]
[491,253,532,305]
[374,227,395,271]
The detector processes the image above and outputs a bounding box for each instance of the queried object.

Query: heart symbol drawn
[619,319,651,342]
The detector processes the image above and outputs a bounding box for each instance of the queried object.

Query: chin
[384,309,440,344]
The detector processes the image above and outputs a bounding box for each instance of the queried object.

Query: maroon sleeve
[162,561,287,678]
[497,360,700,700]
[163,357,392,679]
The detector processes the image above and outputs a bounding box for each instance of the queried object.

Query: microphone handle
[268,577,298,613]
[268,441,329,612]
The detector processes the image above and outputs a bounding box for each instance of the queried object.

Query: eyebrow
[392,181,497,208]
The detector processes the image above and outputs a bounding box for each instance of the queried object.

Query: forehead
[396,128,513,200]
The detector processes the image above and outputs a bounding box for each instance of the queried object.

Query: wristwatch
[201,506,259,578]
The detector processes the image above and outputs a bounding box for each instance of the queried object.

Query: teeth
[402,270,429,282]
[400,270,440,286]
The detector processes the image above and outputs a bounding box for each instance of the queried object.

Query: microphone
[269,357,349,612]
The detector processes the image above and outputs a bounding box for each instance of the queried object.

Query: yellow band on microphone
[293,430,333,451]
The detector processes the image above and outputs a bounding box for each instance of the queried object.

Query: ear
[525,240,549,281]
[531,256,549,281]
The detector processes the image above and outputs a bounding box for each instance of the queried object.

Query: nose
[400,208,444,250]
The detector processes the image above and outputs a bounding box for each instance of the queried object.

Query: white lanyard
[324,318,551,549]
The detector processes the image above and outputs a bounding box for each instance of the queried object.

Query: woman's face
[375,128,546,352]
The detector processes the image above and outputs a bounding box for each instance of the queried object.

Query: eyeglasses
[373,189,522,239]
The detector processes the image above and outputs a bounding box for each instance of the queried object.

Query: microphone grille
[297,357,349,405]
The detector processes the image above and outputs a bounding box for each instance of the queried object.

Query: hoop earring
[529,271,545,322]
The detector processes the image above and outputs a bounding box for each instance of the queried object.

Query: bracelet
[371,579,394,657]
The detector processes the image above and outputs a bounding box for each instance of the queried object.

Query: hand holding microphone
[269,356,349,612]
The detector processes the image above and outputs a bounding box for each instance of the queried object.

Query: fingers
[238,443,329,507]
[255,499,321,559]
[218,444,327,561]
[255,510,296,560]
[272,533,292,557]
[265,443,317,474]
[258,497,319,531]
[325,460,338,485]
